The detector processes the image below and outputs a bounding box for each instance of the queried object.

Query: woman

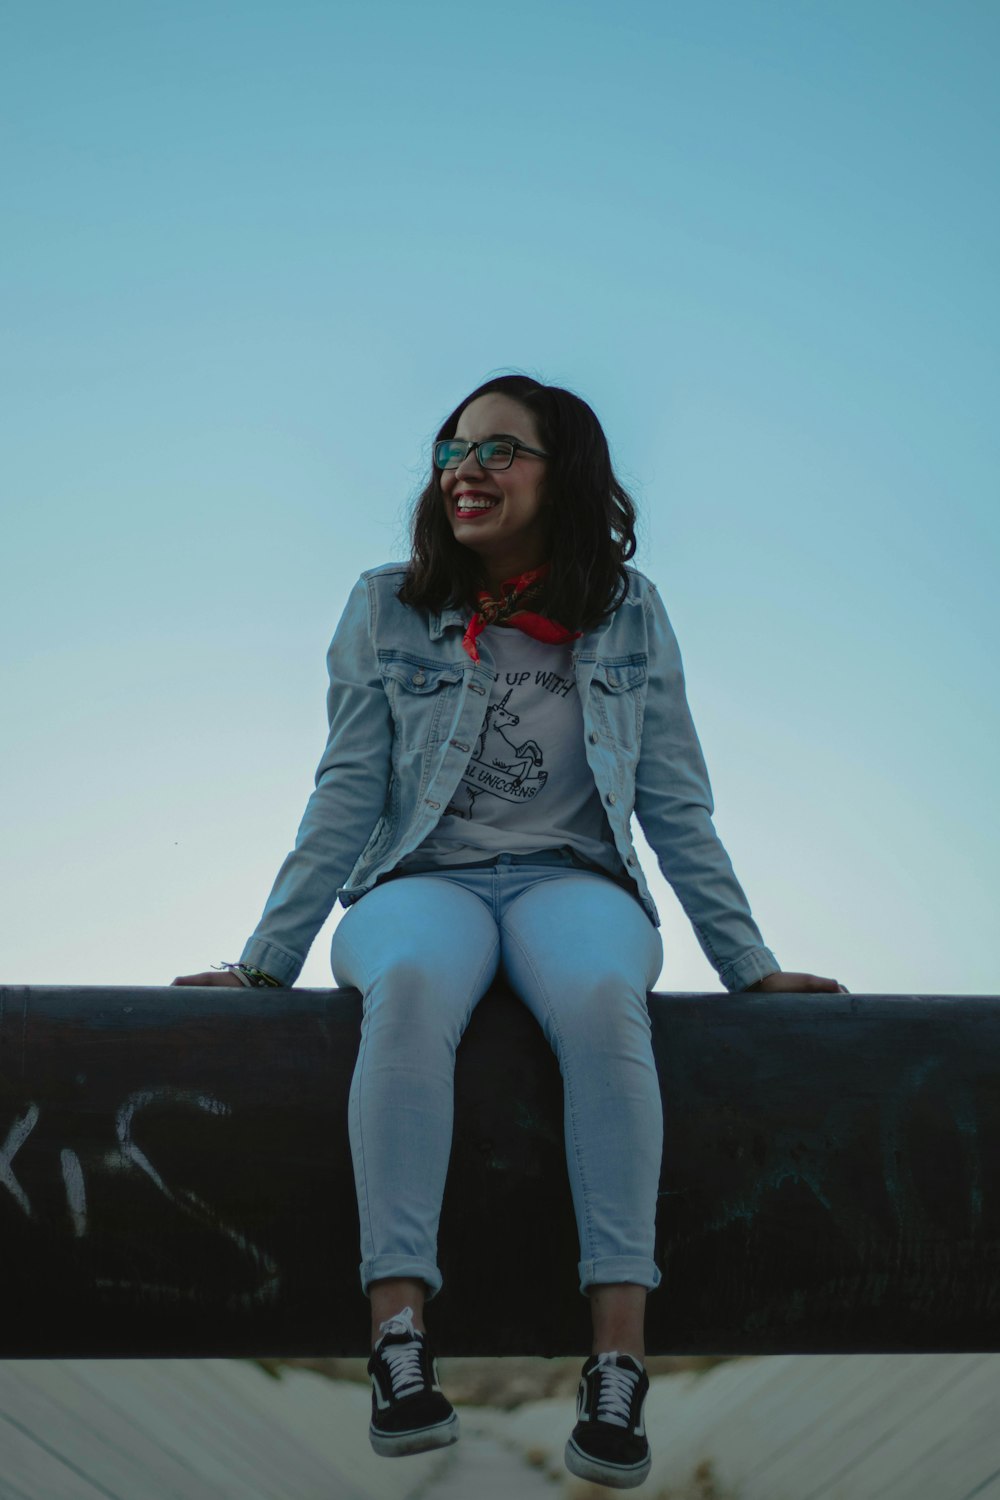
[174,373,846,1490]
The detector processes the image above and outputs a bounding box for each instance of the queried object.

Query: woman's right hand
[171,970,245,987]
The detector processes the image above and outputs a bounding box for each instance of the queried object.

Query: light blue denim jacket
[240,561,780,992]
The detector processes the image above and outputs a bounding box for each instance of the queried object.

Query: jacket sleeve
[633,582,780,992]
[239,574,394,985]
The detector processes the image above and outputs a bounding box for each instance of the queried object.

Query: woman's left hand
[746,971,850,995]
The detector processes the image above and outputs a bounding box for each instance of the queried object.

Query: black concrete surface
[1,984,997,1357]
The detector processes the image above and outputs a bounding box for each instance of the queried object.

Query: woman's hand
[171,970,245,987]
[746,971,850,995]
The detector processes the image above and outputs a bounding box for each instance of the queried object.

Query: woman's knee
[365,954,475,1023]
[504,876,663,993]
[552,970,654,1039]
[333,876,501,996]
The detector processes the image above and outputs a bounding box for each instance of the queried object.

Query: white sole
[565,1434,651,1488]
[370,1410,460,1457]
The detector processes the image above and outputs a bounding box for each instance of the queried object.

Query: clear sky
[3,0,997,994]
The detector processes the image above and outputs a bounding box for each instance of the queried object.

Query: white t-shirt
[393,623,630,883]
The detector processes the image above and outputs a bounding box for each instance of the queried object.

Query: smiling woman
[396,373,639,636]
[439,396,552,585]
[172,369,845,1490]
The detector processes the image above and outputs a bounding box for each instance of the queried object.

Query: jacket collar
[429,602,469,642]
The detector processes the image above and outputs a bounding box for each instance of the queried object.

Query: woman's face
[441,393,551,590]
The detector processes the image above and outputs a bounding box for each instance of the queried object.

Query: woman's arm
[634,582,845,992]
[232,574,394,986]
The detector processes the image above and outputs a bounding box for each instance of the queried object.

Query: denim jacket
[240,562,780,992]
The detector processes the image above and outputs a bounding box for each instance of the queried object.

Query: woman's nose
[454,450,486,478]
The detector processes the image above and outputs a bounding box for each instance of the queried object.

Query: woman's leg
[331,875,501,1343]
[499,872,664,1359]
[588,1283,648,1361]
[369,1277,430,1344]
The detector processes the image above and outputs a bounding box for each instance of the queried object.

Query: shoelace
[593,1352,640,1427]
[381,1337,425,1399]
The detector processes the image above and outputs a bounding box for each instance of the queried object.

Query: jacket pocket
[591,655,647,750]
[379,654,465,749]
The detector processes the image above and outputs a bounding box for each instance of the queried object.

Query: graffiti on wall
[0,1085,281,1307]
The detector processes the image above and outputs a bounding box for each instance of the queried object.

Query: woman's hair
[396,373,639,632]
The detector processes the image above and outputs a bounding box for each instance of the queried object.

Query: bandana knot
[461,563,583,663]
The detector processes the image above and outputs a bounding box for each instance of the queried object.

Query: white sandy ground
[470,1352,1000,1500]
[0,1357,553,1500]
[2,1355,1000,1499]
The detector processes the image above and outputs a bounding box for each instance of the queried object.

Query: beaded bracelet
[213,961,282,989]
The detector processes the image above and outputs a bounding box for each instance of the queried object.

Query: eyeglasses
[433,436,549,471]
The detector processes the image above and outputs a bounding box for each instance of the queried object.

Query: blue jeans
[330,847,665,1301]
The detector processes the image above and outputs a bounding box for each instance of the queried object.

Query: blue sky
[3,0,997,992]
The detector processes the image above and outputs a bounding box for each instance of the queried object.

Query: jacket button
[451,740,470,753]
[607,792,617,805]
[626,854,635,866]
[589,731,598,744]
[426,799,440,809]
[470,682,485,695]
[413,672,426,686]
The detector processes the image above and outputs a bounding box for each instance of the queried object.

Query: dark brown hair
[395,373,639,632]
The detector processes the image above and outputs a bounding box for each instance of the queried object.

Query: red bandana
[461,562,583,663]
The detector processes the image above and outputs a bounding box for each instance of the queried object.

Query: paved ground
[3,1354,1000,1499]
[0,1358,563,1500]
[484,1352,1000,1500]
[410,1421,559,1499]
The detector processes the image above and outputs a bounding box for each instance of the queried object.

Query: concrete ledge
[1,984,998,1356]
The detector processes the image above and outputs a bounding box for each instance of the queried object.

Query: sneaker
[366,1305,459,1457]
[564,1350,651,1489]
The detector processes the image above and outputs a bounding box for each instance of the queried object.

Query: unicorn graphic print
[446,677,559,820]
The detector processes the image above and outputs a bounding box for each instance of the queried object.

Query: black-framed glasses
[433,436,549,471]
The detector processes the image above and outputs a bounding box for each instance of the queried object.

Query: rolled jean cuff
[579,1256,662,1297]
[361,1254,443,1302]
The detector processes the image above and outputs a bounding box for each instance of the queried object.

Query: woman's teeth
[456,497,498,513]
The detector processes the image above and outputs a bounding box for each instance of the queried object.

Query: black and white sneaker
[366,1305,459,1457]
[565,1350,651,1488]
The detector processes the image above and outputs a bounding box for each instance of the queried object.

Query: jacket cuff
[238,937,303,988]
[719,947,781,993]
